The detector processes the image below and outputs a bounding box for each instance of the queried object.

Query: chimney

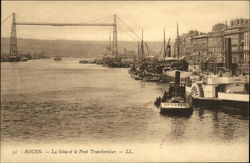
[224,38,232,70]
[175,71,180,87]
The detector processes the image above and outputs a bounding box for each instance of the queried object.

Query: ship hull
[192,98,249,110]
[160,103,193,115]
[8,56,22,62]
[160,108,193,115]
[129,70,142,80]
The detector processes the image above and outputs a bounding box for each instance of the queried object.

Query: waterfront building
[243,23,249,63]
[173,18,249,67]
[207,23,225,63]
[184,30,200,64]
[173,30,199,63]
[191,34,208,64]
[224,18,249,63]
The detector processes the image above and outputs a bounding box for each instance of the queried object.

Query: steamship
[185,38,249,110]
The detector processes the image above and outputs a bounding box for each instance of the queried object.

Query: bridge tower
[10,13,18,56]
[112,14,118,59]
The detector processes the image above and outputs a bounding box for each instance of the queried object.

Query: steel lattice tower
[112,14,118,59]
[10,13,18,56]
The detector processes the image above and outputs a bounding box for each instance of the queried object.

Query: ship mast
[137,41,140,62]
[109,35,112,51]
[141,28,144,63]
[177,21,180,60]
[112,14,118,59]
[163,28,166,66]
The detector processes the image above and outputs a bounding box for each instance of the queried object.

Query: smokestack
[224,38,232,70]
[175,71,180,87]
[167,45,171,57]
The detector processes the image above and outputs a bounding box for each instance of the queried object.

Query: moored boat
[20,57,28,62]
[7,55,22,62]
[185,72,249,110]
[142,73,161,82]
[53,56,62,61]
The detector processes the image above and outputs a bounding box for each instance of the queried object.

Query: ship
[154,71,193,115]
[185,38,249,110]
[140,26,189,83]
[53,56,62,61]
[186,71,249,110]
[20,57,28,62]
[161,24,189,81]
[128,66,142,80]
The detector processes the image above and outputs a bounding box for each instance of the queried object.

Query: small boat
[79,59,91,64]
[130,73,142,80]
[142,74,161,82]
[128,65,142,80]
[7,55,22,62]
[53,56,62,61]
[155,71,193,115]
[20,57,28,62]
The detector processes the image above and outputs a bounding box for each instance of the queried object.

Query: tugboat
[155,71,193,115]
[53,56,62,61]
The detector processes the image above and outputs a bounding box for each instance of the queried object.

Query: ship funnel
[224,38,232,70]
[175,71,180,87]
[167,45,171,57]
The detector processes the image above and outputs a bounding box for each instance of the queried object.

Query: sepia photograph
[1,1,249,162]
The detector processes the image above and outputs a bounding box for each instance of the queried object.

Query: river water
[1,58,249,161]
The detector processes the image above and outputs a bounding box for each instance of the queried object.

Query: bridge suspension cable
[116,15,159,56]
[116,16,142,41]
[1,14,12,25]
[117,26,139,42]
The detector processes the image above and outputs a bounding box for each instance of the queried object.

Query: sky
[1,1,249,41]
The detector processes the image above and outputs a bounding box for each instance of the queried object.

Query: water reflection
[169,117,189,141]
[211,109,241,141]
[159,114,191,148]
[198,107,205,121]
[195,104,248,119]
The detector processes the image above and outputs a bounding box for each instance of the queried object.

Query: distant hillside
[1,38,169,58]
